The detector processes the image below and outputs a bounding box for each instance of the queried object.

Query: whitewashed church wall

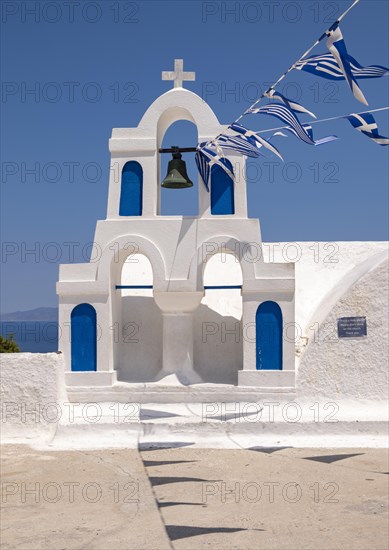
[297,256,388,401]
[263,241,388,338]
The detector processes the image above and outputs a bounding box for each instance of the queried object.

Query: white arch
[203,252,243,287]
[96,234,167,291]
[138,88,225,146]
[189,236,257,290]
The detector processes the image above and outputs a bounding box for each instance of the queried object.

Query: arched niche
[256,301,283,371]
[160,120,199,216]
[119,161,143,216]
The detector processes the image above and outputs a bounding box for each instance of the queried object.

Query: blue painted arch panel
[256,301,283,370]
[119,161,143,216]
[71,303,97,372]
[210,158,235,215]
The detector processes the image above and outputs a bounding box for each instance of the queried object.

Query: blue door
[71,304,97,371]
[119,161,143,216]
[210,158,235,215]
[256,301,282,370]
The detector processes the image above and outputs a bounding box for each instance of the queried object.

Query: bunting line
[253,106,389,135]
[196,0,387,189]
[205,0,362,149]
[247,103,337,145]
[196,106,388,189]
[238,0,362,122]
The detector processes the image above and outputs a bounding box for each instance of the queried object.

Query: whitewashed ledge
[1,352,387,449]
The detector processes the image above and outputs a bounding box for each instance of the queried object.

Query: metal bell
[161,148,193,189]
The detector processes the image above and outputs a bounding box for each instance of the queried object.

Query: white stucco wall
[0,352,66,439]
[263,241,388,340]
[298,256,388,401]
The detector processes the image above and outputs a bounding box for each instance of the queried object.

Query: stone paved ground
[1,445,388,549]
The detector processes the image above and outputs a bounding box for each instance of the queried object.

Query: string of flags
[195,125,287,190]
[196,0,388,190]
[246,103,338,146]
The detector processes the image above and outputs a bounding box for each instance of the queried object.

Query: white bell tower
[57,60,296,396]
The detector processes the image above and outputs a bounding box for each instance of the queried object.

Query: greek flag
[216,133,263,158]
[288,124,338,146]
[196,143,235,190]
[295,52,388,80]
[265,90,317,118]
[195,149,211,190]
[325,24,368,105]
[229,123,285,160]
[345,113,389,146]
[247,103,337,146]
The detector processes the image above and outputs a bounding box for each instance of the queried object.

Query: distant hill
[1,307,58,322]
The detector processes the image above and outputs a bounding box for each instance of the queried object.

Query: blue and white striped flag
[195,149,211,190]
[344,113,389,146]
[288,124,338,146]
[325,24,368,105]
[264,90,317,118]
[196,143,235,190]
[216,133,263,158]
[295,52,388,80]
[229,123,285,160]
[247,103,337,146]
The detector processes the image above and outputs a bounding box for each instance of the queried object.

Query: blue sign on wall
[337,317,367,338]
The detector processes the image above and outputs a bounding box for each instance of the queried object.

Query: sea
[0,321,59,353]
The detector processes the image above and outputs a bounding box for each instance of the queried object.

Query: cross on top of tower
[162,59,196,89]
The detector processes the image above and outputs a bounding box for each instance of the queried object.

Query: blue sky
[1,0,388,313]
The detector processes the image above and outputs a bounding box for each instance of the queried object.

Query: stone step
[66,382,296,403]
[45,402,388,450]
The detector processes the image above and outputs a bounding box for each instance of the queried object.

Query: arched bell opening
[194,252,243,384]
[159,120,199,216]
